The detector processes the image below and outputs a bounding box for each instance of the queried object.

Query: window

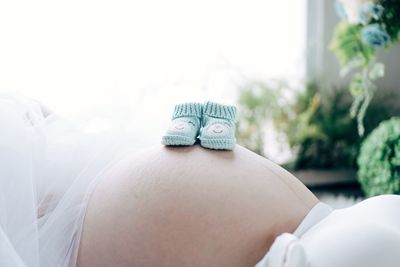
[0,0,306,144]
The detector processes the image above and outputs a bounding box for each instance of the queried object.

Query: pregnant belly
[76,144,318,267]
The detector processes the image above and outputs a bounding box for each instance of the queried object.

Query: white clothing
[255,195,400,267]
[0,94,134,267]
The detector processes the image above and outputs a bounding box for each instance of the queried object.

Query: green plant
[357,117,400,196]
[275,84,361,169]
[236,81,282,156]
[331,0,400,135]
[236,81,399,169]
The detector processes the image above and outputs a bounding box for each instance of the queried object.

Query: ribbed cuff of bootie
[172,102,203,119]
[203,101,236,121]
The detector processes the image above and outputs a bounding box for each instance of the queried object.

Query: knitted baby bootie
[161,102,202,146]
[199,101,237,150]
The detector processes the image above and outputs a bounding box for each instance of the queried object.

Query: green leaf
[349,74,364,97]
[330,22,376,67]
[368,62,385,80]
[357,117,400,196]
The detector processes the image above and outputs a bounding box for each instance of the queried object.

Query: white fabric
[254,202,333,267]
[0,94,134,267]
[255,195,400,267]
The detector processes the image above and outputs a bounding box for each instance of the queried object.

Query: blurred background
[1,0,399,206]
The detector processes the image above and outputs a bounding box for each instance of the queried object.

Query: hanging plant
[330,0,400,135]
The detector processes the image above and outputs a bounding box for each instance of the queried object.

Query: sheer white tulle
[0,94,134,267]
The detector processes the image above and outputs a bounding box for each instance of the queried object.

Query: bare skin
[76,144,319,267]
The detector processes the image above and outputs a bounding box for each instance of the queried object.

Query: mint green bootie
[161,102,202,146]
[199,101,237,150]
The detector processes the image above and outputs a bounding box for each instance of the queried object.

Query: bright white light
[0,0,305,146]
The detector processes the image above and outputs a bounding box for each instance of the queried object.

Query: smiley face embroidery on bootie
[161,102,202,146]
[199,101,237,150]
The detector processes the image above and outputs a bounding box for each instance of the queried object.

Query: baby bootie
[199,101,237,150]
[161,102,202,146]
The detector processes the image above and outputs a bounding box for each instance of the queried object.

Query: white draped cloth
[0,94,132,267]
[255,196,400,267]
